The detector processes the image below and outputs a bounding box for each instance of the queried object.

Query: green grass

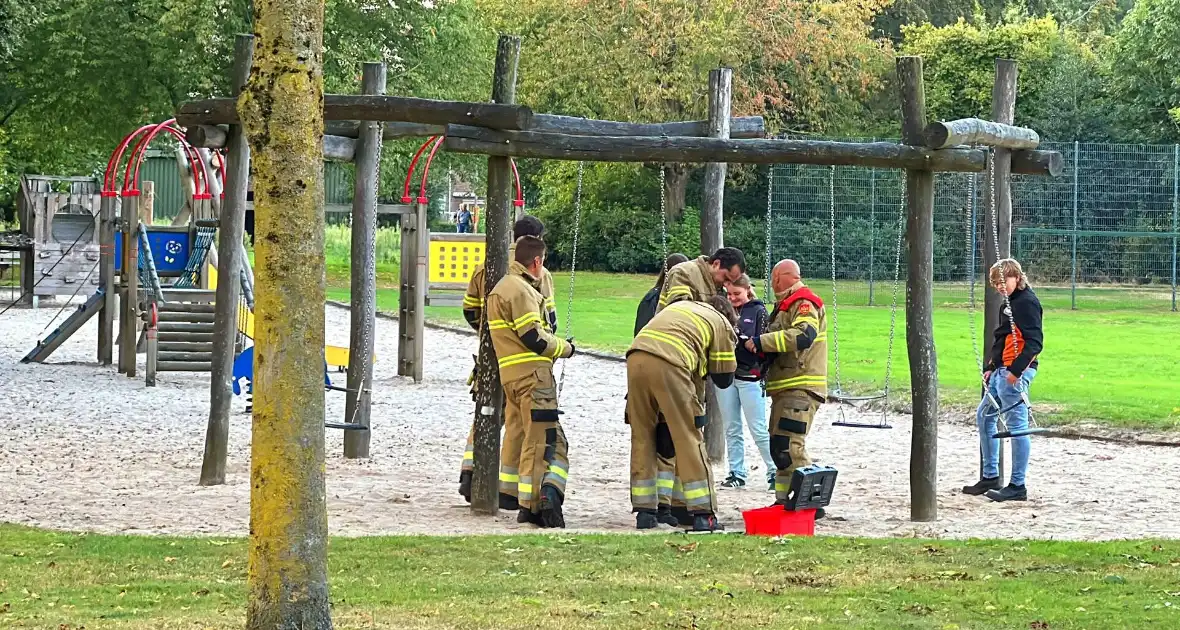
[1,524,1178,629]
[325,264,1180,430]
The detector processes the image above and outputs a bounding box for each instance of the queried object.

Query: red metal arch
[104,120,208,199]
[402,135,524,208]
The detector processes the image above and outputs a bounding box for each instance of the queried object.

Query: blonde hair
[989,258,1028,289]
[731,273,756,300]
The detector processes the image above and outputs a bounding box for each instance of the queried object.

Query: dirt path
[2,300,1176,540]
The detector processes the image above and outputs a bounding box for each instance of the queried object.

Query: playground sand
[2,298,1178,541]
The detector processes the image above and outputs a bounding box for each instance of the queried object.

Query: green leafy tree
[901,15,1108,138]
[480,0,893,219]
[1108,0,1180,142]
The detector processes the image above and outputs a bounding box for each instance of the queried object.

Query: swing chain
[659,166,669,273]
[881,174,907,400]
[967,168,984,373]
[986,149,1020,355]
[764,166,775,299]
[557,161,584,398]
[827,166,843,398]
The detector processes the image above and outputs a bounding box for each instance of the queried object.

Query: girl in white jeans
[717,274,776,490]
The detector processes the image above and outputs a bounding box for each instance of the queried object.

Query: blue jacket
[734,298,769,380]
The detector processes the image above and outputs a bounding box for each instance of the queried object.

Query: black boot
[669,506,694,527]
[985,484,1027,502]
[458,471,472,503]
[962,477,1001,496]
[656,505,680,527]
[499,492,520,511]
[814,507,826,520]
[517,509,543,525]
[636,511,659,530]
[539,486,566,528]
[691,513,724,533]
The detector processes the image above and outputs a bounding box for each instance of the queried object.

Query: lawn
[1,524,1178,629]
[325,265,1180,430]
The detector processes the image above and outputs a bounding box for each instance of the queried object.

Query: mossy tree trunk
[237,0,332,628]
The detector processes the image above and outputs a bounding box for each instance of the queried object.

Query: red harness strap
[778,287,824,313]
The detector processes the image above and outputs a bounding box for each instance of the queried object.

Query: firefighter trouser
[626,351,715,515]
[506,367,569,513]
[656,424,686,508]
[769,389,821,503]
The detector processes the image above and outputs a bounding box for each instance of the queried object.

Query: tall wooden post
[240,0,332,626]
[201,34,254,487]
[471,34,520,515]
[701,67,732,463]
[119,194,140,377]
[983,60,1017,364]
[97,194,117,364]
[980,59,1017,483]
[898,56,938,523]
[344,61,386,459]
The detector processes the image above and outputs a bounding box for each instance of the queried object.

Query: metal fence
[769,141,1180,311]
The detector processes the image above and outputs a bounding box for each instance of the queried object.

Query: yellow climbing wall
[429,237,484,284]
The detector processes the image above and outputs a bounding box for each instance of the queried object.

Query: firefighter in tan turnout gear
[485,235,576,527]
[457,216,557,507]
[649,247,746,525]
[747,259,829,518]
[627,294,739,532]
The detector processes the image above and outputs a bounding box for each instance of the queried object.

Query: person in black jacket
[963,258,1044,502]
[715,274,777,491]
[635,253,690,335]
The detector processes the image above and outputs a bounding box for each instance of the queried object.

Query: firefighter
[649,247,746,525]
[486,235,576,527]
[626,294,738,532]
[657,247,747,312]
[746,259,829,519]
[458,216,557,507]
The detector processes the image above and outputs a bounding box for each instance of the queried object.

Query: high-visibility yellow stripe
[512,312,542,330]
[518,483,534,494]
[658,286,693,306]
[500,355,553,369]
[667,303,712,345]
[498,351,547,366]
[814,333,828,343]
[488,319,512,330]
[775,482,789,493]
[546,338,566,359]
[655,478,675,489]
[683,486,711,500]
[709,352,736,361]
[499,472,520,483]
[638,329,696,368]
[766,375,827,390]
[547,464,568,480]
[631,486,658,496]
[463,295,482,307]
[796,316,820,328]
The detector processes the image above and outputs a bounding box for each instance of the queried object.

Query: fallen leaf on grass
[1028,622,1050,629]
[221,559,234,569]
[666,541,698,554]
[0,602,9,613]
[164,557,177,563]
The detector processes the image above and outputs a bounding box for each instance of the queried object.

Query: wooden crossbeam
[188,114,767,149]
[924,118,1040,150]
[177,95,533,130]
[529,114,766,139]
[443,124,1064,175]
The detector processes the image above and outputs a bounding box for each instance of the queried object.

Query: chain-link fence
[769,141,1180,312]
